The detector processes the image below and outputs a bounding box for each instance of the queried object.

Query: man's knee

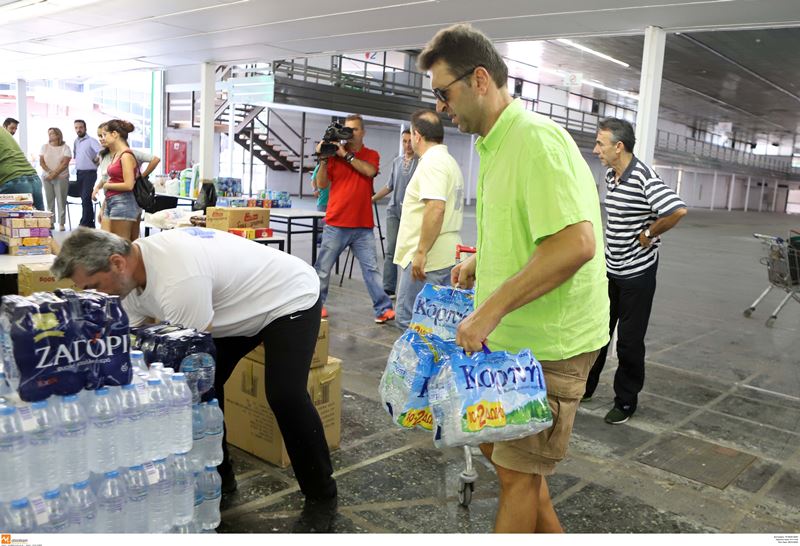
[495,465,541,493]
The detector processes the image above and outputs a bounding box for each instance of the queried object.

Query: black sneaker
[604,407,631,425]
[581,394,592,403]
[291,496,338,533]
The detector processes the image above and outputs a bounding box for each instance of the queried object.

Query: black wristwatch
[345,152,355,164]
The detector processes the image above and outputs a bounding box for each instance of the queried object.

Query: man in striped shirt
[583,118,687,425]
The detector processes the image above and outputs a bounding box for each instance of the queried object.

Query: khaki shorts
[491,350,599,476]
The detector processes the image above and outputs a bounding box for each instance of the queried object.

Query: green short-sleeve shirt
[0,128,36,186]
[475,100,609,361]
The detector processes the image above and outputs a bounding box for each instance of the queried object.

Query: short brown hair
[411,110,444,144]
[419,24,508,89]
[345,114,364,129]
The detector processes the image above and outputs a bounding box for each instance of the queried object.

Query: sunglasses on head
[432,65,482,103]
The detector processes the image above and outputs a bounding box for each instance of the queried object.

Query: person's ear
[473,66,492,95]
[109,254,126,273]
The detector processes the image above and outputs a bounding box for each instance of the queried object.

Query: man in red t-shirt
[313,114,395,323]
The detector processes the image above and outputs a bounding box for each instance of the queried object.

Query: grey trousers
[383,214,400,294]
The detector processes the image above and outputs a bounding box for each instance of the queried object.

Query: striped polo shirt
[604,156,686,279]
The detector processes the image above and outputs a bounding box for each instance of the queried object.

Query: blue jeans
[1,173,44,211]
[314,225,392,317]
[395,264,453,328]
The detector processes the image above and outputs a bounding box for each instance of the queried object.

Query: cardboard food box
[206,207,269,232]
[17,263,76,295]
[247,318,328,368]
[228,228,256,239]
[224,355,341,468]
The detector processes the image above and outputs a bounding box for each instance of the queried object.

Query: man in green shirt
[419,24,609,533]
[0,126,44,210]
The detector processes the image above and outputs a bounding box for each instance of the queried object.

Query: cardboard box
[253,227,273,239]
[228,228,256,239]
[247,318,328,368]
[224,355,341,468]
[206,207,269,231]
[17,263,76,296]
[10,245,50,256]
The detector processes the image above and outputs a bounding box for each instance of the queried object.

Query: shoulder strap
[119,149,141,177]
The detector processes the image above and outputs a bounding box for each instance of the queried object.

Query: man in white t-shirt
[52,227,339,532]
[393,109,464,328]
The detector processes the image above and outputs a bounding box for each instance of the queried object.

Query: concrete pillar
[744,176,751,212]
[466,134,476,206]
[16,79,28,155]
[710,171,717,210]
[150,71,164,168]
[633,26,666,166]
[759,178,765,212]
[198,63,217,181]
[228,103,236,177]
[727,173,735,211]
[771,178,779,212]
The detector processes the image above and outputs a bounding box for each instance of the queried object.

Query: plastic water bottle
[96,470,128,533]
[172,453,195,525]
[0,372,12,398]
[123,465,149,533]
[197,466,221,531]
[189,404,206,471]
[67,480,98,533]
[87,388,120,473]
[40,489,69,533]
[172,520,199,533]
[171,374,193,454]
[149,362,165,380]
[130,350,148,374]
[58,394,89,485]
[25,400,61,495]
[0,405,29,502]
[201,399,224,467]
[196,353,216,396]
[179,356,201,403]
[147,458,174,533]
[192,471,203,522]
[146,378,172,460]
[117,383,145,468]
[7,498,37,533]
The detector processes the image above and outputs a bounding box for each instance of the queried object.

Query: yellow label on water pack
[401,407,434,430]
[465,401,507,431]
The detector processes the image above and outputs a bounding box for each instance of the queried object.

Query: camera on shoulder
[317,122,354,159]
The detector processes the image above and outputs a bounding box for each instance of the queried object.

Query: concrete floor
[61,199,800,533]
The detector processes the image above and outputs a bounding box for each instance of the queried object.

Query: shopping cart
[454,244,478,507]
[743,230,800,327]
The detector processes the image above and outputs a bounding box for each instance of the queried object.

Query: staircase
[217,103,315,173]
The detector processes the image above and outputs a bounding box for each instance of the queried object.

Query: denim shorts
[105,192,141,221]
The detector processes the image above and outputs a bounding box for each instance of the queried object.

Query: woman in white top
[39,127,71,230]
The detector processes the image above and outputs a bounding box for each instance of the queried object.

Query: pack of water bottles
[131,324,216,403]
[0,289,132,402]
[379,283,554,448]
[0,359,224,533]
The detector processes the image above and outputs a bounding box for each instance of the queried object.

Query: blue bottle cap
[105,470,119,478]
[72,480,89,489]
[128,465,144,471]
[122,383,135,390]
[31,400,48,409]
[95,388,109,395]
[172,373,186,381]
[10,498,29,508]
[43,489,60,499]
[62,394,79,402]
[147,378,162,386]
[0,405,17,416]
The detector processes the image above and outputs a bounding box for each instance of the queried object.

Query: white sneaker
[58,224,66,231]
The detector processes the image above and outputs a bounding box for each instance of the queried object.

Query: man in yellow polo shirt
[419,24,609,533]
[393,109,464,328]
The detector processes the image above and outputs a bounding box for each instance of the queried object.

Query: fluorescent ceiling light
[556,38,630,68]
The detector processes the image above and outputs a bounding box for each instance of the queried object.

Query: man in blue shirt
[73,119,101,228]
[372,129,417,296]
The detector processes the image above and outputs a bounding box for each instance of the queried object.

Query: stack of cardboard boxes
[0,194,53,256]
[224,319,341,468]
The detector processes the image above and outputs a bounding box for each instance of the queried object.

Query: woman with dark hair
[39,127,71,230]
[99,119,140,241]
[93,122,160,237]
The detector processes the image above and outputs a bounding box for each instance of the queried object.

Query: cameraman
[314,114,395,323]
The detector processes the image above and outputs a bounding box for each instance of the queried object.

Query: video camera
[317,122,354,159]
